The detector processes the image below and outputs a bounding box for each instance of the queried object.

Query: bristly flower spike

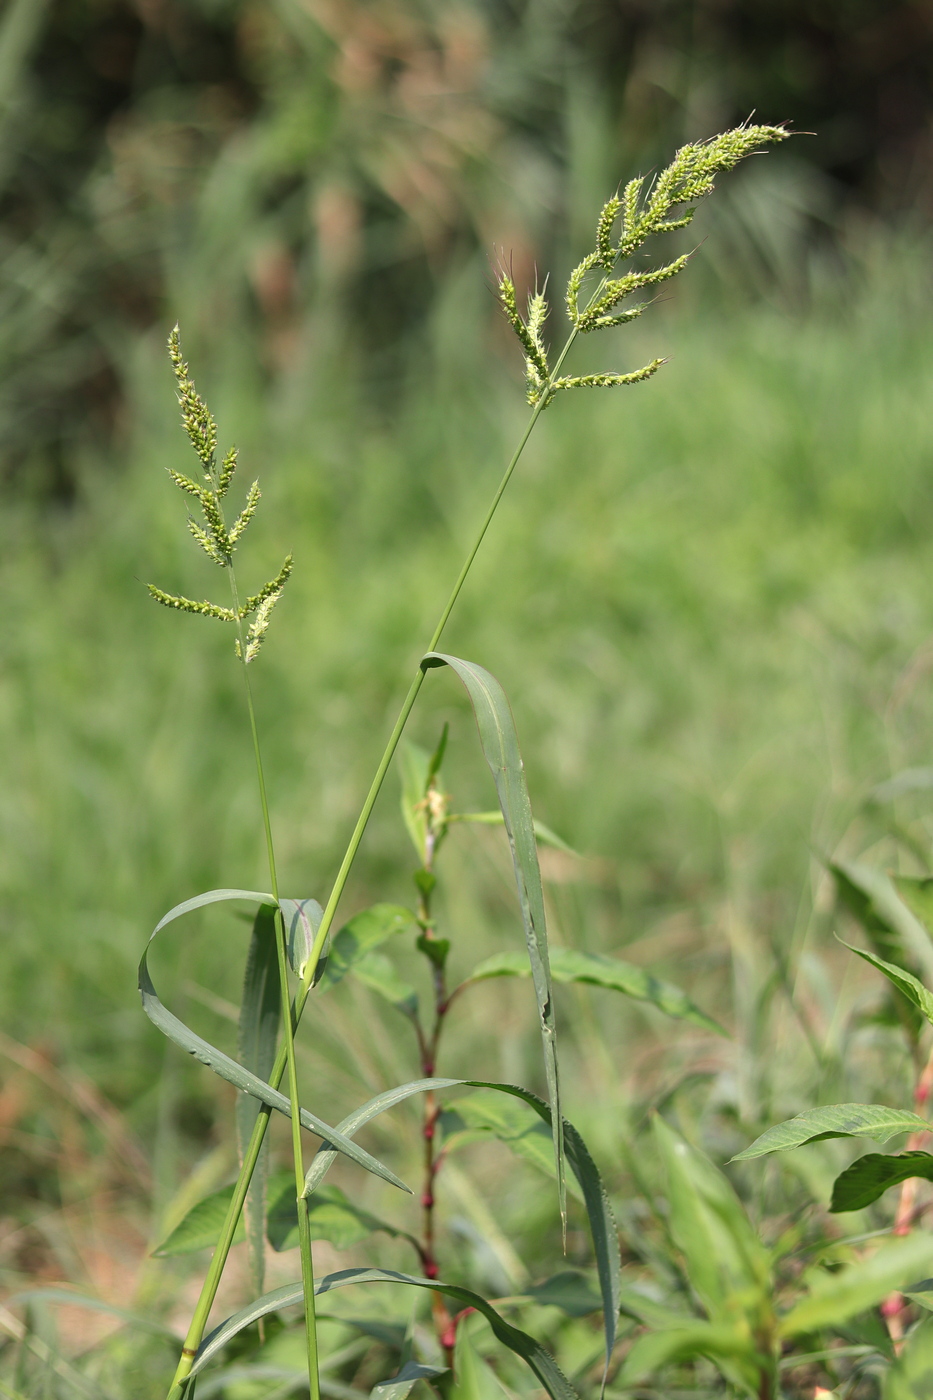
[499,123,788,408]
[149,328,292,660]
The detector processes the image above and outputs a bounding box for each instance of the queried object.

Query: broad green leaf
[236,903,280,1298]
[732,1104,930,1161]
[840,939,933,1028]
[525,1271,602,1316]
[318,905,415,990]
[780,1234,933,1337]
[139,889,409,1192]
[266,1176,419,1254]
[450,811,578,856]
[373,1360,448,1400]
[302,1077,619,1376]
[652,1116,771,1325]
[154,1183,245,1256]
[280,897,322,980]
[191,1267,579,1400]
[351,950,419,1015]
[617,1322,765,1390]
[830,1151,933,1213]
[422,653,564,1229]
[467,948,726,1037]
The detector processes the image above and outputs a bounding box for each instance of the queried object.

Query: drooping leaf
[154,1183,246,1256]
[318,905,415,990]
[439,1093,582,1201]
[652,1116,771,1327]
[731,1104,931,1161]
[467,948,726,1037]
[138,889,409,1192]
[779,1234,933,1337]
[832,859,933,1009]
[840,939,933,1029]
[236,903,280,1298]
[830,1151,933,1213]
[617,1321,765,1390]
[302,1077,619,1376]
[266,1176,419,1254]
[191,1267,579,1400]
[422,653,564,1229]
[372,1360,448,1400]
[279,897,323,980]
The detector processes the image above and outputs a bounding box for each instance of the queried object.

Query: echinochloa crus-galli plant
[144,123,788,1400]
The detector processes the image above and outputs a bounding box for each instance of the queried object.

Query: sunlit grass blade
[731,1104,931,1161]
[779,1234,933,1337]
[237,903,281,1298]
[466,948,726,1036]
[421,653,564,1231]
[139,906,410,1190]
[189,1268,580,1400]
[830,1151,933,1213]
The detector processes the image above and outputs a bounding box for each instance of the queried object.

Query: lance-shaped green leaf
[301,1076,619,1379]
[833,859,933,990]
[154,1183,247,1256]
[466,948,726,1036]
[236,903,281,1298]
[779,1234,933,1336]
[267,1177,420,1255]
[317,905,415,990]
[138,889,409,1191]
[372,1361,448,1400]
[840,939,933,1028]
[439,1092,583,1202]
[449,811,578,855]
[421,652,564,1229]
[830,1151,933,1213]
[190,1267,579,1400]
[732,1104,931,1162]
[894,876,933,944]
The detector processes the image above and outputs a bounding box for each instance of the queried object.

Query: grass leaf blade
[422,652,564,1231]
[236,903,281,1298]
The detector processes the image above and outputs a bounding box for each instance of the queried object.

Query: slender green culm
[154,125,787,1396]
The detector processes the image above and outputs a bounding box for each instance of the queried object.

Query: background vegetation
[4,0,933,1392]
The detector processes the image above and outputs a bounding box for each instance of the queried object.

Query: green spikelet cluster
[149,327,292,661]
[499,123,788,407]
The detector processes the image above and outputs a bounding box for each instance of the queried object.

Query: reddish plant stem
[882,1039,933,1347]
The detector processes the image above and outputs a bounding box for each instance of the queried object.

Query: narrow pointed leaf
[467,948,725,1036]
[318,905,415,990]
[451,811,578,855]
[237,903,280,1297]
[894,875,933,942]
[779,1234,933,1336]
[422,652,564,1229]
[302,1076,618,1376]
[830,1151,933,1213]
[139,889,409,1191]
[840,939,933,1028]
[191,1267,579,1400]
[400,741,431,864]
[372,1361,448,1400]
[732,1104,931,1161]
[833,859,933,986]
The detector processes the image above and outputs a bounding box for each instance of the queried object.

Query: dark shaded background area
[3,0,931,503]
